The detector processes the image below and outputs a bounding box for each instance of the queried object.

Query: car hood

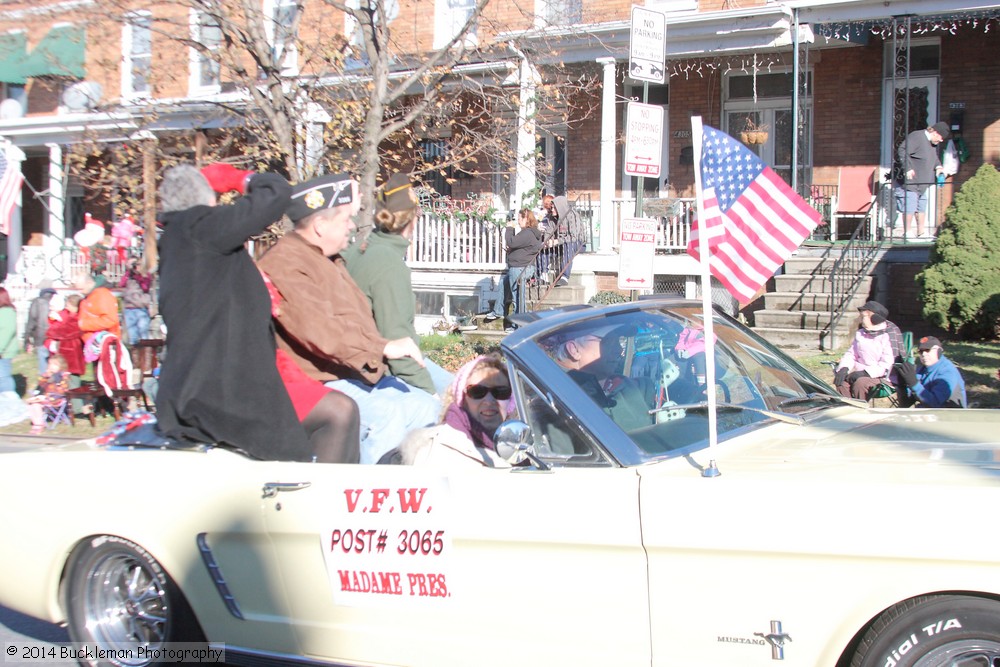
[707,407,1000,484]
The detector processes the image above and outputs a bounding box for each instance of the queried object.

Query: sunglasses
[466,384,512,400]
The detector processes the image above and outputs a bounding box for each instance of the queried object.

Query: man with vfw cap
[258,173,440,464]
[895,335,968,408]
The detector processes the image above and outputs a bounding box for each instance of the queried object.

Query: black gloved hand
[895,361,918,388]
[833,367,849,386]
[847,371,867,384]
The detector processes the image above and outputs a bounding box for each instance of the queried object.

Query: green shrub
[420,334,501,371]
[918,164,1000,338]
[588,290,630,306]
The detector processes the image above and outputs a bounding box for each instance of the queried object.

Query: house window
[722,69,812,186]
[190,10,221,93]
[646,0,698,13]
[448,294,479,320]
[265,0,299,76]
[883,39,940,77]
[1,84,26,116]
[122,12,151,98]
[421,139,452,197]
[415,291,445,316]
[537,0,582,26]
[537,133,565,196]
[345,0,399,50]
[434,0,477,50]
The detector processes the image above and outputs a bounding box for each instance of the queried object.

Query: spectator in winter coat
[24,285,56,374]
[894,121,950,240]
[492,208,543,328]
[895,336,967,408]
[120,260,153,347]
[45,293,86,413]
[0,288,19,393]
[833,301,895,400]
[76,273,121,342]
[549,195,586,284]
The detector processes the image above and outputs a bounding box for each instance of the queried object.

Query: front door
[881,76,941,227]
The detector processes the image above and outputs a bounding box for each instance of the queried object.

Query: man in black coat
[894,121,950,240]
[155,163,313,462]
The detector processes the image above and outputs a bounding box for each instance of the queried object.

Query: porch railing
[407,213,506,269]
[16,245,133,288]
[824,182,894,348]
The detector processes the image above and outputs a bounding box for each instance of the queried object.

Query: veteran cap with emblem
[287,173,357,222]
[378,172,419,214]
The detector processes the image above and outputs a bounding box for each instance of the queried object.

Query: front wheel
[850,595,1000,667]
[65,535,202,667]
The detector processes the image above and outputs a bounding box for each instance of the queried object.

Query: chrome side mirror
[494,420,549,470]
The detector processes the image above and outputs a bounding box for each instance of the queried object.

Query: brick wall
[566,82,606,198]
[940,30,1000,181]
[876,261,948,339]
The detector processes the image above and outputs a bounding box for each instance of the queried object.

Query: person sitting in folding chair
[833,301,894,401]
[26,355,71,434]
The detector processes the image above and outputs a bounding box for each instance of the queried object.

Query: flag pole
[690,116,720,477]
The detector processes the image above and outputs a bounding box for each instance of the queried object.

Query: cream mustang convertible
[1,299,998,667]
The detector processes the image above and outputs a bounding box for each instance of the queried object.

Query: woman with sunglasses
[399,354,513,468]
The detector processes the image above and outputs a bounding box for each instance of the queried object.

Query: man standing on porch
[894,121,950,240]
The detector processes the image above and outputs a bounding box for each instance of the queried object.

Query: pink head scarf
[442,355,513,450]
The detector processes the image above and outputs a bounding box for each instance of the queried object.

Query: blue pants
[35,345,50,375]
[0,358,13,393]
[124,308,151,345]
[497,266,535,317]
[326,375,441,464]
[425,359,455,397]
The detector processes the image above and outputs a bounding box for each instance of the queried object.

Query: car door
[261,462,650,667]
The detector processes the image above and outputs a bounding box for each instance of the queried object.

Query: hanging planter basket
[740,124,770,145]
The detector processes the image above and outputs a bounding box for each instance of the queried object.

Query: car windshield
[532,303,836,460]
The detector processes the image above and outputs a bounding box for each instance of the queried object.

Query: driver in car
[549,323,653,431]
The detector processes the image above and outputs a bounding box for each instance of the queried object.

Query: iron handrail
[825,183,892,348]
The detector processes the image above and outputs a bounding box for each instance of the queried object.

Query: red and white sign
[618,217,657,290]
[323,481,454,607]
[624,102,663,178]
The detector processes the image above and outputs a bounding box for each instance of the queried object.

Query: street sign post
[629,6,666,84]
[618,217,657,290]
[624,102,663,178]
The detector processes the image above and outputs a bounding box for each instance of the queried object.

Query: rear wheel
[850,595,1000,667]
[66,535,202,667]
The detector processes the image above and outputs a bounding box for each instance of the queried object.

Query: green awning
[20,25,85,79]
[0,32,28,84]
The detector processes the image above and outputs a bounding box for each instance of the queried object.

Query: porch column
[597,57,617,254]
[46,143,65,241]
[4,142,25,279]
[514,55,539,210]
[303,102,330,178]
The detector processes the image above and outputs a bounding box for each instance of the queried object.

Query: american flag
[0,145,24,236]
[687,125,820,304]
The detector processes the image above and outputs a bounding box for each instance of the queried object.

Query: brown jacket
[258,232,388,384]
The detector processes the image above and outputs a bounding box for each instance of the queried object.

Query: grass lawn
[4,335,997,441]
[2,351,120,439]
